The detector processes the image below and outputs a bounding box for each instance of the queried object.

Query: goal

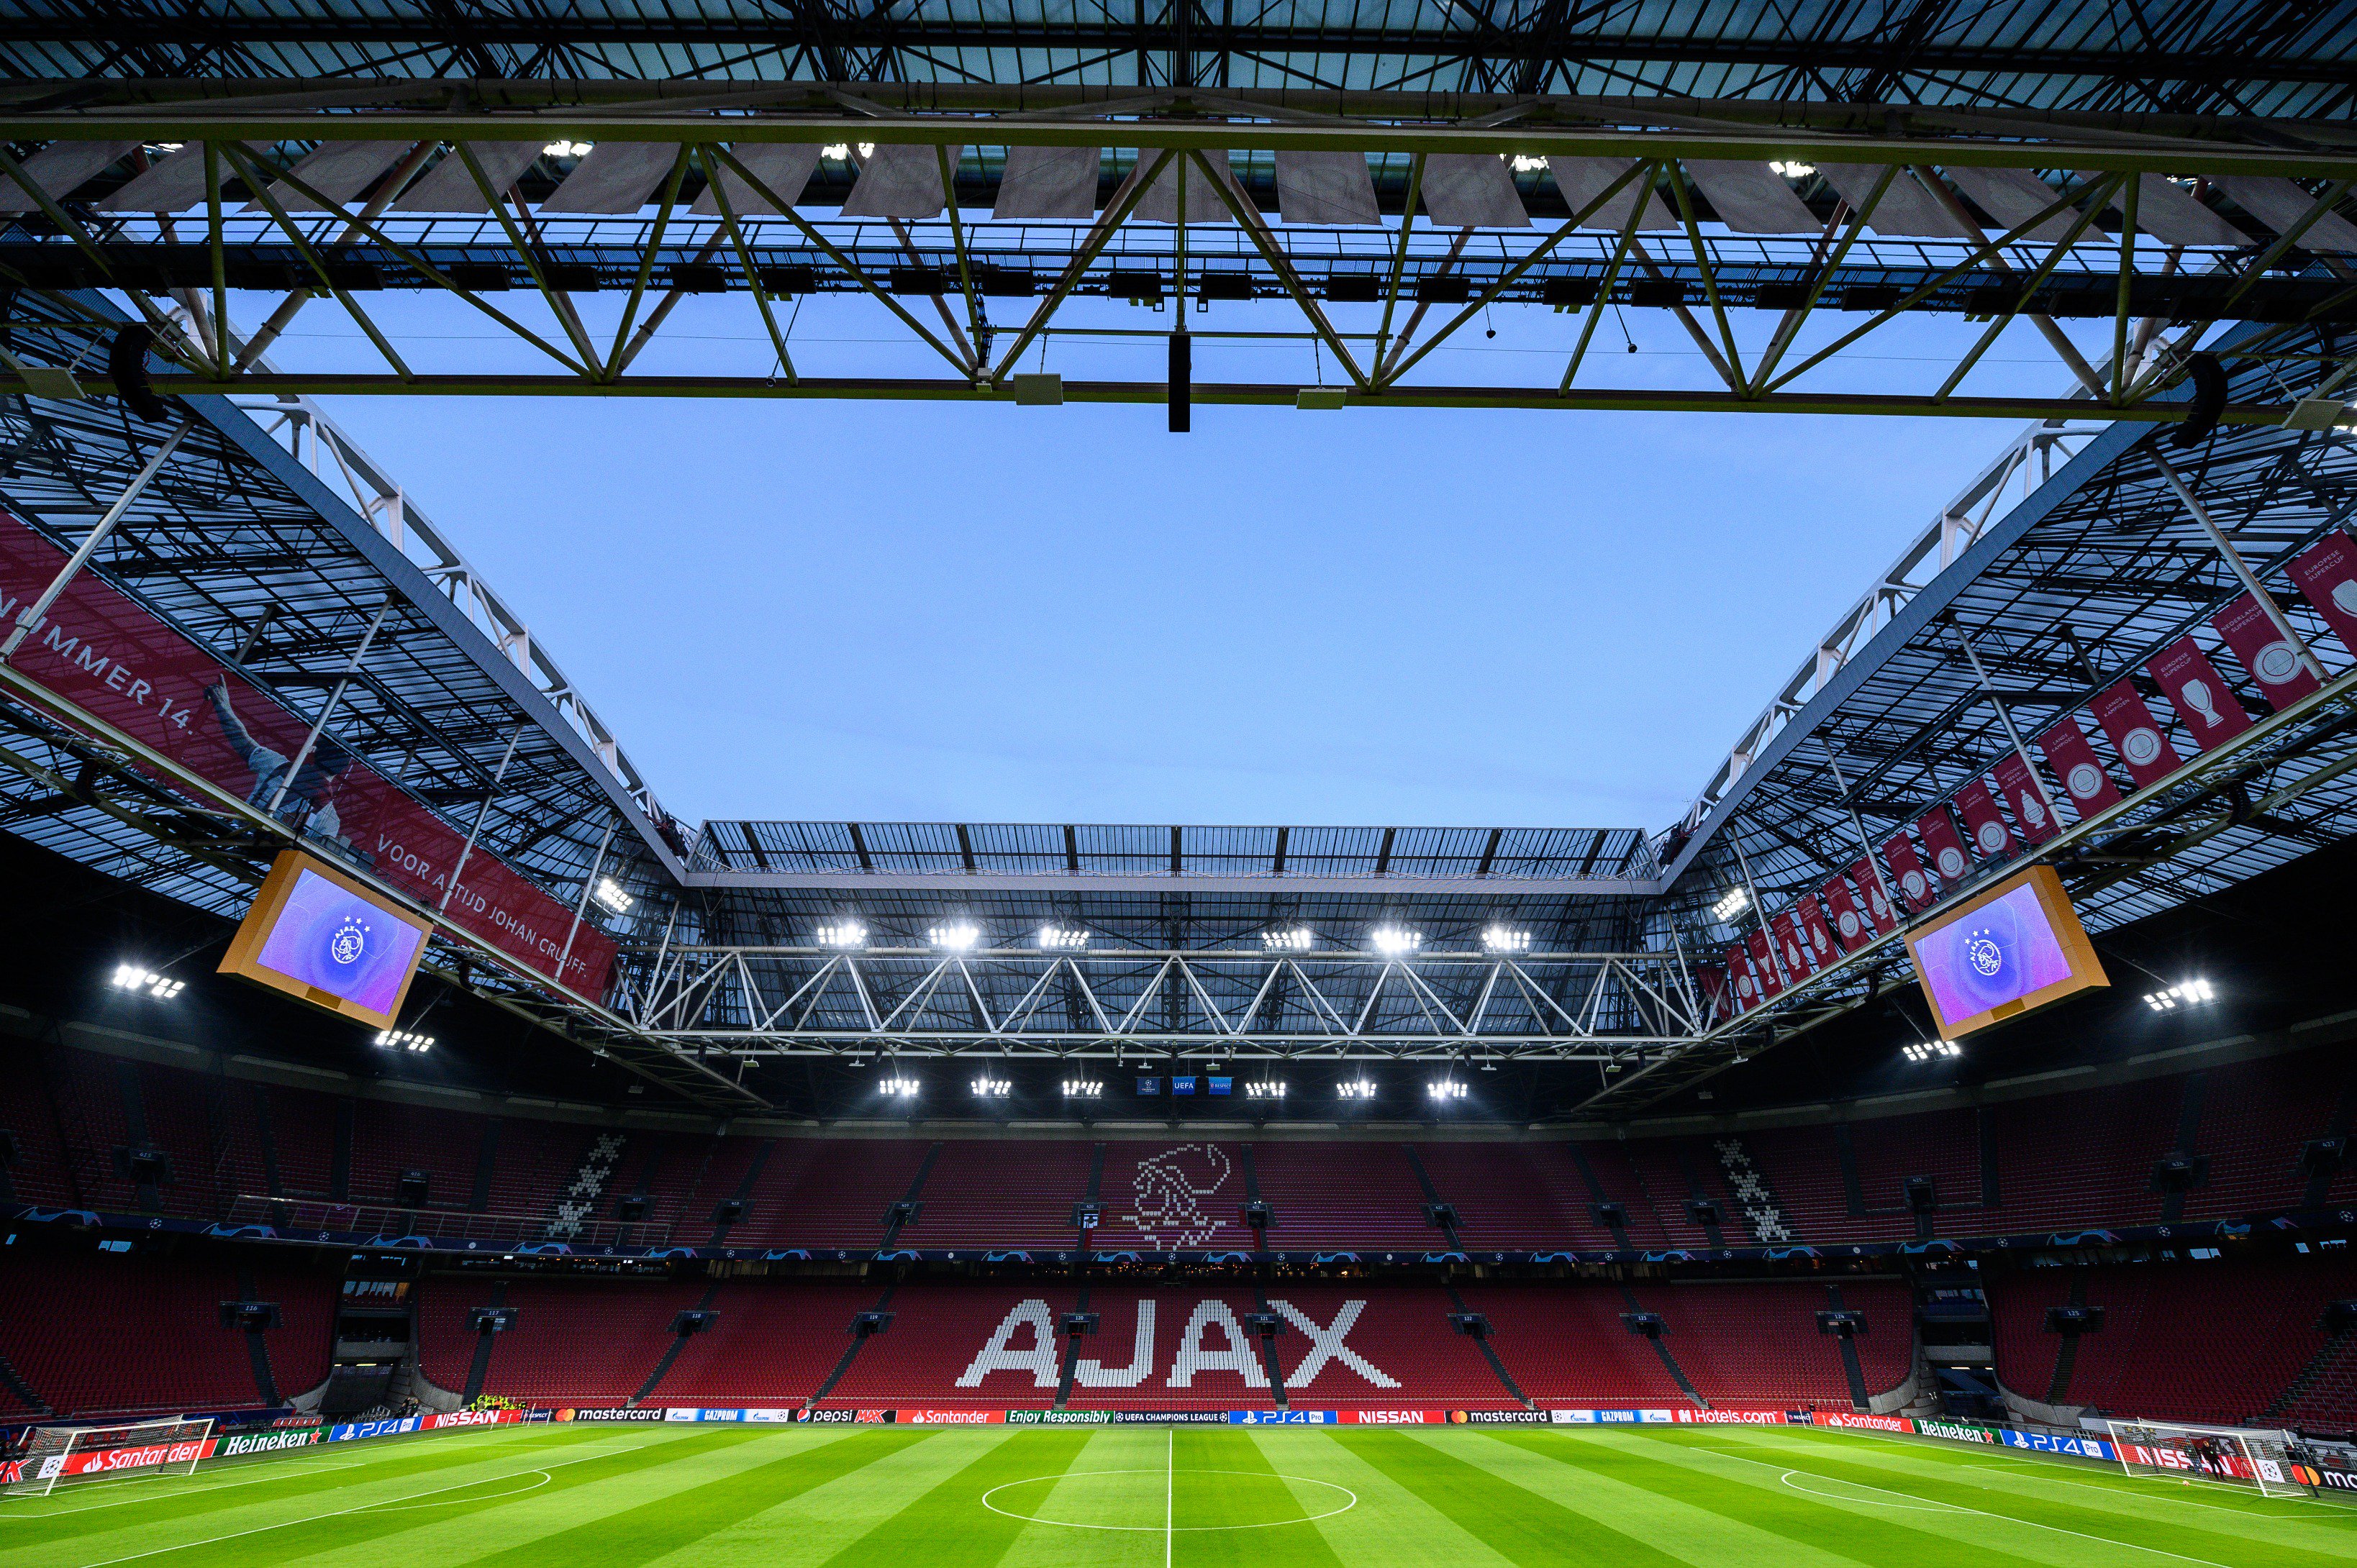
[6,1417,216,1497]
[2105,1419,2316,1497]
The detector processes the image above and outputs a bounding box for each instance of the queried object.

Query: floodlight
[540,140,593,158]
[591,876,633,915]
[1482,926,1532,953]
[1901,1040,1962,1063]
[1507,154,1547,173]
[1061,1080,1102,1097]
[1427,1080,1468,1100]
[1770,160,1816,177]
[109,965,183,1000]
[2144,978,2217,1011]
[930,921,982,952]
[373,1029,434,1052]
[1037,924,1089,950]
[817,919,867,949]
[1336,1079,1377,1100]
[1245,1080,1287,1098]
[1371,926,1423,956]
[878,1077,921,1096]
[1712,886,1750,921]
[1262,926,1314,952]
[970,1077,1012,1098]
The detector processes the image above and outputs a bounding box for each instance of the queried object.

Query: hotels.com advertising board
[0,507,614,999]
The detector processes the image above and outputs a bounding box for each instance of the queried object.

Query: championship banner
[1820,874,1871,953]
[2038,715,2124,811]
[1914,806,1972,886]
[1991,754,2059,845]
[2288,529,2357,655]
[1746,929,1783,999]
[1768,910,1812,981]
[1848,857,1899,934]
[2088,679,2183,788]
[2212,591,2321,706]
[1721,943,1758,1013]
[1881,831,1937,913]
[2147,635,2251,748]
[0,509,617,1000]
[1951,779,2017,862]
[1697,963,1730,1024]
[1796,895,1840,969]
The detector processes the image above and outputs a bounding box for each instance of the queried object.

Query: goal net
[2105,1420,2315,1497]
[6,1418,216,1497]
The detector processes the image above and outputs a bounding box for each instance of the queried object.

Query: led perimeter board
[1902,864,2107,1037]
[219,850,431,1029]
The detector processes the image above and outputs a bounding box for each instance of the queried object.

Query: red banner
[1722,942,1758,1013]
[1796,895,1840,969]
[2148,634,2250,748]
[1991,753,2059,845]
[1672,1408,1788,1425]
[54,1436,215,1477]
[1747,929,1784,998]
[1848,857,1899,934]
[2289,529,2357,655]
[1698,962,1730,1022]
[1915,806,1972,886]
[0,509,615,1000]
[1769,910,1812,980]
[2039,714,2124,811]
[1820,873,1871,952]
[1881,831,1936,913]
[2089,678,2183,788]
[2211,591,2320,706]
[1952,778,2017,862]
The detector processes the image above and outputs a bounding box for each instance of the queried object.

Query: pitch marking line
[980,1467,1358,1535]
[73,1449,617,1565]
[1681,1441,2238,1568]
[0,1461,369,1518]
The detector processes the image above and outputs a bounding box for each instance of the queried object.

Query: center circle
[980,1468,1358,1533]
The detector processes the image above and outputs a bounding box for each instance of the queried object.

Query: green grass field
[3,1420,2351,1567]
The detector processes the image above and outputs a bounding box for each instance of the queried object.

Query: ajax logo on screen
[329,915,368,967]
[1966,932,2004,978]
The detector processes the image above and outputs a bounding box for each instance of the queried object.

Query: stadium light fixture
[816,919,867,949]
[1336,1079,1377,1100]
[109,965,183,1000]
[374,1029,434,1052]
[1712,886,1750,922]
[2145,979,2217,1011]
[1371,926,1423,956]
[1262,926,1314,952]
[540,140,593,158]
[930,921,982,952]
[878,1077,921,1096]
[1245,1080,1287,1098]
[591,876,633,916]
[1037,924,1089,950]
[1061,1080,1102,1097]
[1507,154,1548,173]
[970,1077,1012,1098]
[1770,160,1816,177]
[1902,1040,1962,1063]
[1481,926,1532,953]
[1427,1079,1468,1100]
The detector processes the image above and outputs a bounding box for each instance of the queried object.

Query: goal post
[2105,1419,2316,1498]
[6,1417,217,1498]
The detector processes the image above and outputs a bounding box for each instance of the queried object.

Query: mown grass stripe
[455,1427,929,1568]
[1635,1426,2350,1568]
[1335,1426,1689,1568]
[1172,1426,1350,1568]
[819,1430,1095,1568]
[33,1426,765,1568]
[1479,1427,2051,1568]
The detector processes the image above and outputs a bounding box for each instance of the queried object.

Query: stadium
[4,1,2357,1562]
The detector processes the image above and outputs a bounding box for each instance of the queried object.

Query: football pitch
[3,1421,2352,1568]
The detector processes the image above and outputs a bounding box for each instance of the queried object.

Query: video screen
[1904,865,2106,1036]
[220,851,432,1029]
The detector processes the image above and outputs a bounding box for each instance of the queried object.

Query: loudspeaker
[670,1309,718,1336]
[615,1195,648,1221]
[395,1170,429,1208]
[1168,330,1191,433]
[2165,352,2227,449]
[851,1310,894,1337]
[1621,1312,1666,1339]
[107,326,172,424]
[1904,1176,1937,1214]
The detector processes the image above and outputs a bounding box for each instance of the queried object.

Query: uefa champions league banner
[0,509,616,1000]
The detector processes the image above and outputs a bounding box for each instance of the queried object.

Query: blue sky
[280,293,2099,834]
